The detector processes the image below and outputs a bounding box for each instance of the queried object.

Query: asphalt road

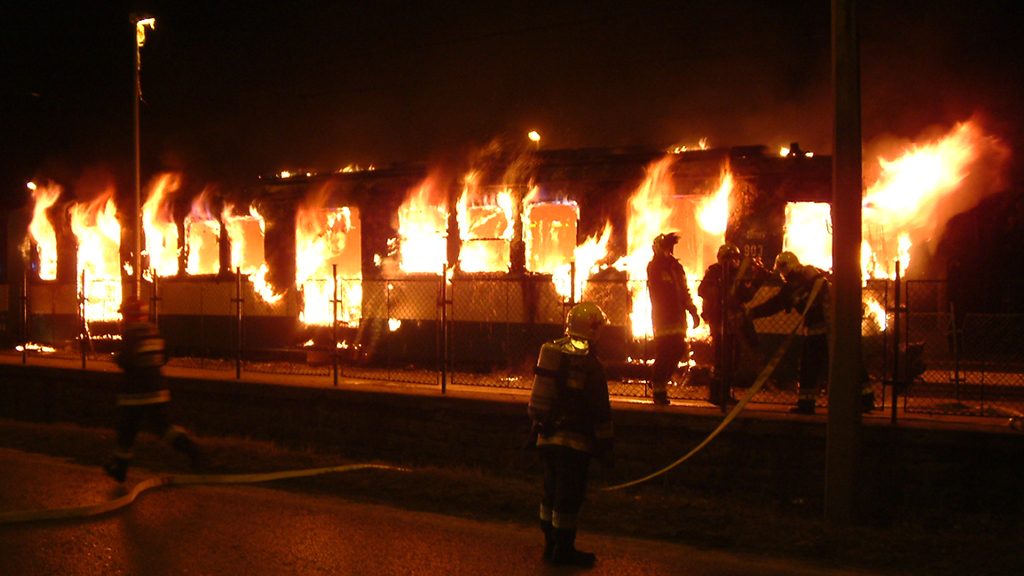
[0,448,881,576]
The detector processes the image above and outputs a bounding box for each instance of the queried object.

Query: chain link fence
[905,280,1024,418]
[5,273,1024,420]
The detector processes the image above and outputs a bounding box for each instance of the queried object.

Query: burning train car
[12,144,833,373]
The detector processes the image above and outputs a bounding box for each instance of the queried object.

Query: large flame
[224,203,278,303]
[142,173,182,278]
[397,177,448,274]
[295,188,362,326]
[862,120,1006,277]
[523,187,578,275]
[27,182,62,280]
[185,188,221,276]
[456,172,514,273]
[69,192,122,323]
[612,156,729,339]
[783,120,1007,280]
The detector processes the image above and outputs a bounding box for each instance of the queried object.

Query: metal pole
[133,24,142,299]
[80,269,87,370]
[22,268,28,365]
[235,267,242,379]
[826,0,862,524]
[441,265,448,394]
[332,264,338,387]
[891,262,901,425]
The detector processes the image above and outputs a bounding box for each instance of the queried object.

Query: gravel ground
[1,417,1021,576]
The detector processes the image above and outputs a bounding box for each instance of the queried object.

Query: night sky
[2,1,1023,208]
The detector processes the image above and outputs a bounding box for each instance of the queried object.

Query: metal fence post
[80,269,86,370]
[440,265,448,394]
[151,274,160,328]
[235,267,242,379]
[890,261,902,424]
[332,264,338,387]
[21,268,28,364]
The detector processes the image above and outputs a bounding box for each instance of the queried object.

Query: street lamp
[131,13,155,298]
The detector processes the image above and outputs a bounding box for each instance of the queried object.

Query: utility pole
[131,13,155,298]
[827,0,863,523]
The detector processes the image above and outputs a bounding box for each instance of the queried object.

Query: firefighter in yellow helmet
[746,252,830,414]
[103,296,203,482]
[528,302,613,567]
[647,232,700,405]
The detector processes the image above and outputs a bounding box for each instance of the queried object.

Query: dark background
[2,1,1023,286]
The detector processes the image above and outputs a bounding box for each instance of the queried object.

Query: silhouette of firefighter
[646,232,700,406]
[746,252,831,414]
[528,302,614,567]
[103,296,203,482]
[698,243,767,408]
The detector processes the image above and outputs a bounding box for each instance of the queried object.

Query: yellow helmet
[566,302,608,341]
[774,251,802,277]
[717,243,741,264]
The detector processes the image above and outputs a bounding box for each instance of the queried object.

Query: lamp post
[131,13,155,298]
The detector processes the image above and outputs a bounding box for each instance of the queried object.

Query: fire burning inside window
[523,194,578,275]
[26,181,61,281]
[296,199,362,327]
[142,172,182,278]
[224,203,277,302]
[69,192,122,323]
[457,173,514,273]
[184,188,220,276]
[397,179,447,274]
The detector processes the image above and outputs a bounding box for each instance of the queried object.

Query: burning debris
[26,182,61,281]
[142,173,182,278]
[69,191,122,323]
[184,188,221,276]
[295,186,362,326]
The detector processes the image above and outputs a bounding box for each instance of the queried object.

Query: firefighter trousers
[539,445,592,530]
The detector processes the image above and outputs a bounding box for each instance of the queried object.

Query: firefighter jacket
[698,261,761,329]
[532,337,614,457]
[749,266,830,334]
[647,252,697,337]
[114,320,169,406]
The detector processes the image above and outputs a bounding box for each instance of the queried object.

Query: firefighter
[647,232,700,405]
[528,302,614,567]
[103,296,203,483]
[745,252,830,414]
[698,243,766,408]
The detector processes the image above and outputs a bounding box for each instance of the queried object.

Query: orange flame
[456,172,514,273]
[523,193,578,275]
[27,182,62,280]
[397,177,448,274]
[69,191,122,322]
[295,187,362,326]
[185,188,220,276]
[223,203,279,303]
[142,173,182,278]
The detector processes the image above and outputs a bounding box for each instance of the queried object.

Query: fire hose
[601,278,825,492]
[0,463,407,525]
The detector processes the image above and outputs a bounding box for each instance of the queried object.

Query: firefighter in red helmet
[103,296,203,482]
[646,232,700,405]
[528,302,613,567]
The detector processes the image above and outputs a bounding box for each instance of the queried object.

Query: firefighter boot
[103,456,130,483]
[551,528,597,567]
[541,520,555,560]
